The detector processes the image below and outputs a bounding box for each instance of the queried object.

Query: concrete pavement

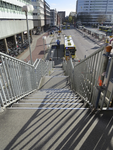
[16,27,105,63]
[76,28,106,46]
[17,32,54,62]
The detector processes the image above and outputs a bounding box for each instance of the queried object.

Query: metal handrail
[63,46,113,110]
[0,52,53,108]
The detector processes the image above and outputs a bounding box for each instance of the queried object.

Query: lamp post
[42,36,46,60]
[22,5,34,65]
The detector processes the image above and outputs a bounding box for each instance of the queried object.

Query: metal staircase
[0,55,113,150]
[0,61,92,150]
[8,62,86,111]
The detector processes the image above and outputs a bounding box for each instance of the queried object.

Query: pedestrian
[49,58,52,61]
[56,39,60,48]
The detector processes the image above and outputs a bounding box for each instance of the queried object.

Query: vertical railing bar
[89,55,94,101]
[25,65,28,92]
[92,51,103,105]
[86,58,91,101]
[28,66,30,91]
[27,66,30,91]
[22,64,26,94]
[6,59,16,99]
[0,66,10,101]
[25,65,29,92]
[86,58,90,100]
[88,56,93,102]
[0,91,4,107]
[101,58,113,109]
[91,52,101,104]
[32,67,35,89]
[1,57,13,101]
[95,51,104,85]
[18,63,24,95]
[13,60,21,97]
[89,54,96,103]
[83,60,88,99]
[9,60,17,98]
[29,66,32,91]
[16,61,23,96]
[91,53,98,104]
[0,76,7,104]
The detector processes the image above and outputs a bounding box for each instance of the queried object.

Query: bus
[67,25,70,29]
[64,36,76,59]
[99,26,113,40]
[62,25,66,29]
[99,26,113,32]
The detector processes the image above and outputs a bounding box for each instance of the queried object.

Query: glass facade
[77,0,113,24]
[0,0,32,18]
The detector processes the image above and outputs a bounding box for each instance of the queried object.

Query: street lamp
[22,5,34,65]
[42,36,46,60]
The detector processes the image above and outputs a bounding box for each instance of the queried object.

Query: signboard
[66,51,69,56]
[66,47,74,49]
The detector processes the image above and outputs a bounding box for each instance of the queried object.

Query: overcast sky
[47,0,77,16]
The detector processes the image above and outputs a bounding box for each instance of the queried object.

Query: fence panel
[63,46,113,110]
[0,52,53,108]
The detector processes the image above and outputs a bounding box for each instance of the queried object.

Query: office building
[58,11,65,24]
[31,0,45,32]
[44,0,51,31]
[0,0,33,53]
[50,9,57,26]
[76,0,113,25]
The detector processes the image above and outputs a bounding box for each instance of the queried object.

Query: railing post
[95,46,112,109]
[101,57,113,109]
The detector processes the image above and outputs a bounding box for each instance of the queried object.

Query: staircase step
[8,107,89,110]
[12,102,83,108]
[39,76,70,89]
[8,102,87,110]
[25,94,78,99]
[17,99,83,103]
[50,70,65,76]
[39,88,72,92]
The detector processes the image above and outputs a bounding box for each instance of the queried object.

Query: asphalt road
[63,28,101,60]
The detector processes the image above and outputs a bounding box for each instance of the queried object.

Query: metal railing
[0,52,53,108]
[78,26,106,41]
[63,46,113,110]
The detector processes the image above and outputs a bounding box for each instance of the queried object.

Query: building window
[34,6,37,9]
[33,13,37,15]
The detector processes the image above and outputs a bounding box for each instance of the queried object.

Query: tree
[97,15,106,24]
[68,16,73,23]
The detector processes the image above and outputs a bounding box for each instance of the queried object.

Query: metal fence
[0,52,53,108]
[63,46,113,110]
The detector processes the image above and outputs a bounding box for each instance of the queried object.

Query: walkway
[17,32,53,62]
